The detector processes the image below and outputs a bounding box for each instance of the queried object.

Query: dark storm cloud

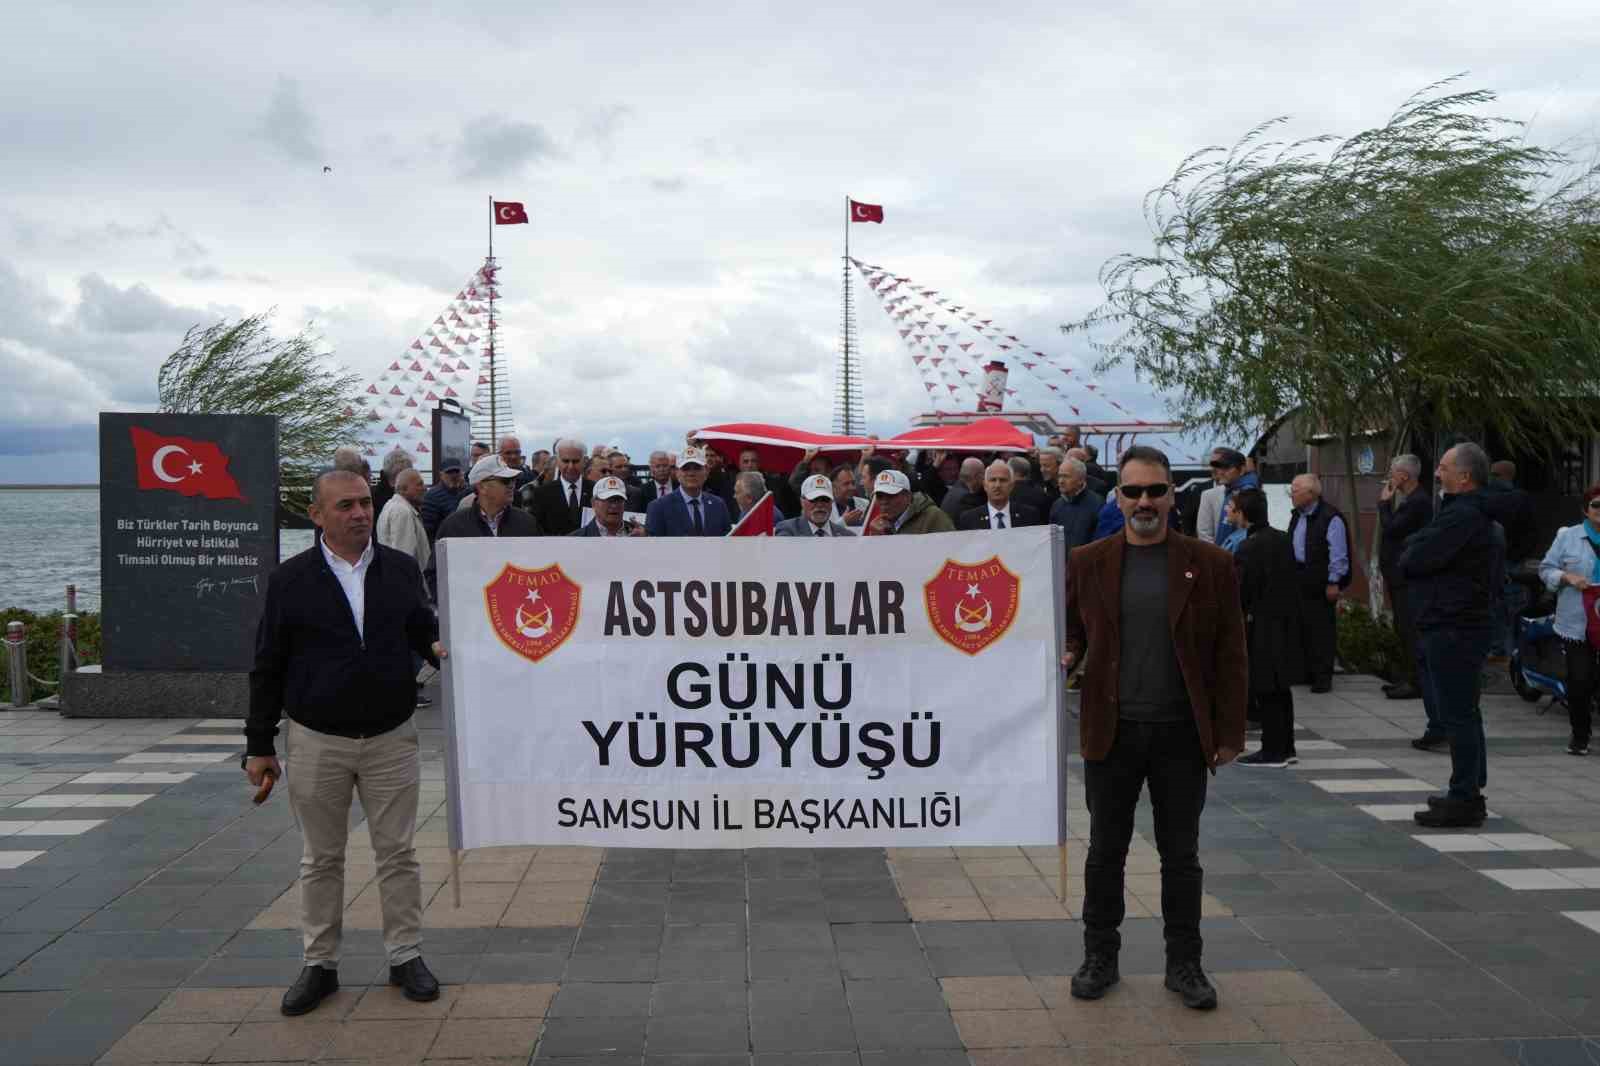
[73,274,201,335]
[260,76,323,164]
[455,116,562,180]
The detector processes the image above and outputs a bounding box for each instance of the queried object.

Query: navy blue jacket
[646,490,733,537]
[1050,489,1104,552]
[1398,490,1506,631]
[247,540,438,757]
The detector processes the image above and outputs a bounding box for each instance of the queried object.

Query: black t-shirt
[1118,541,1190,721]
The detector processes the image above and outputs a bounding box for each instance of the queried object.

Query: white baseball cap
[593,476,629,501]
[873,469,912,495]
[679,446,708,469]
[801,475,834,501]
[468,454,520,486]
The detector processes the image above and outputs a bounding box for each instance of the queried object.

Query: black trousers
[1255,689,1296,760]
[1564,639,1600,747]
[1386,576,1419,685]
[1082,719,1208,962]
[1297,584,1337,686]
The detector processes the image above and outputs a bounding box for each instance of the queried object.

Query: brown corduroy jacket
[1063,531,1248,766]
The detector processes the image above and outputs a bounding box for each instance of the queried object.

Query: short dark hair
[1118,444,1170,474]
[1233,487,1268,527]
[831,463,856,483]
[1213,447,1246,469]
[863,455,894,478]
[471,441,488,450]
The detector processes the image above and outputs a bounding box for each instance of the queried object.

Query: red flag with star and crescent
[129,427,245,501]
[493,201,529,225]
[850,200,884,224]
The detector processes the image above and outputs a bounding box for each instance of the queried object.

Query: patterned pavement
[0,673,1598,1064]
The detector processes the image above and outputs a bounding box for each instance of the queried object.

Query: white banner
[437,526,1064,849]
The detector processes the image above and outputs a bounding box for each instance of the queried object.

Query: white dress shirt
[320,536,374,639]
[807,519,834,537]
[987,503,1013,529]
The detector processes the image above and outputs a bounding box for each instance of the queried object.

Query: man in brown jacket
[1060,445,1248,1011]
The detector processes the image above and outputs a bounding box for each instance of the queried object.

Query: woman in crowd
[1537,485,1600,755]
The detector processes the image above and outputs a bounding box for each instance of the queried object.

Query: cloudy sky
[3,0,1597,482]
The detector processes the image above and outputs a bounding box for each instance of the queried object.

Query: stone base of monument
[62,666,248,718]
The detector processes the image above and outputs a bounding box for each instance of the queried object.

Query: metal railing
[4,584,90,707]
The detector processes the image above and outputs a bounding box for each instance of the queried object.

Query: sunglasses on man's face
[1119,482,1171,500]
[1587,499,1600,512]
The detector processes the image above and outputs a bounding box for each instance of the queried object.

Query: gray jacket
[775,516,849,538]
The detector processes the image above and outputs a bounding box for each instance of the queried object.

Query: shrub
[0,609,102,703]
[1336,600,1406,681]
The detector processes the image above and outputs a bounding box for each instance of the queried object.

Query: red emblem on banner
[923,555,1021,656]
[484,563,581,663]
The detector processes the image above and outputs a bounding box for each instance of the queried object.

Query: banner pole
[451,850,462,908]
[1059,842,1068,903]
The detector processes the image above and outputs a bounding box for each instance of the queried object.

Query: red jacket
[1064,531,1248,764]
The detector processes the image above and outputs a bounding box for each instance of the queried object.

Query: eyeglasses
[1587,499,1600,512]
[1119,483,1171,500]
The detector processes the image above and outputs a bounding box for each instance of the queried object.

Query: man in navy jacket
[246,469,444,1017]
[646,447,733,537]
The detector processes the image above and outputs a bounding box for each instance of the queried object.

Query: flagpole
[486,195,498,443]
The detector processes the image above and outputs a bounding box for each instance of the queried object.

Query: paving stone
[549,980,653,1017]
[535,1015,646,1057]
[645,1011,751,1053]
[650,979,748,1016]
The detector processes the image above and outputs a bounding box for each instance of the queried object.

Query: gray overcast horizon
[3,0,1598,482]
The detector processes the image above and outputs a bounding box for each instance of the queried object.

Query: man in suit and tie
[645,447,733,537]
[630,450,677,512]
[531,438,593,536]
[959,459,1043,531]
[574,477,644,538]
[776,476,849,537]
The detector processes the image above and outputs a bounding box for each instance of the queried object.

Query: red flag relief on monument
[850,199,884,223]
[728,491,776,537]
[494,201,530,225]
[129,427,245,501]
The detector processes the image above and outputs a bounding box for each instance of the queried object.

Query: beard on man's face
[1128,509,1163,535]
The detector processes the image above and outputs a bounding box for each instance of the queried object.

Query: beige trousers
[285,718,422,968]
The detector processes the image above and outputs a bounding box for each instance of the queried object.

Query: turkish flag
[850,200,884,224]
[493,201,530,225]
[859,495,885,535]
[728,491,776,537]
[129,427,245,501]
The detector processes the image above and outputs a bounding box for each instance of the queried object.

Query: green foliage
[158,312,363,516]
[1335,601,1405,682]
[0,609,102,703]
[1066,78,1600,575]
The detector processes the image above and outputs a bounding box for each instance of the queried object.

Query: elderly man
[1061,445,1246,1010]
[646,447,733,537]
[778,476,849,537]
[1401,443,1503,827]
[373,447,414,516]
[1068,447,1109,497]
[960,459,1043,530]
[469,441,490,465]
[575,477,644,537]
[246,469,445,1015]
[531,438,593,536]
[428,455,541,598]
[332,446,366,476]
[377,468,430,572]
[733,470,778,523]
[1008,455,1051,518]
[1379,454,1433,706]
[1037,447,1065,505]
[942,457,987,520]
[496,436,534,495]
[868,469,955,535]
[420,461,466,543]
[632,450,677,511]
[1051,457,1103,552]
[1288,474,1353,693]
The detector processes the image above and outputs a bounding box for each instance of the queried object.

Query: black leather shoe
[1414,799,1486,829]
[1427,793,1486,812]
[390,957,440,1002]
[1309,680,1332,694]
[1385,683,1422,700]
[1069,953,1119,1000]
[281,965,338,1016]
[1410,735,1450,753]
[1165,958,1218,1010]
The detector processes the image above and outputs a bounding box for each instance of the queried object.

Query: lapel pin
[1184,570,1194,579]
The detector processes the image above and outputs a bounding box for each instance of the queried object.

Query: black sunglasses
[1587,499,1600,511]
[1119,482,1171,500]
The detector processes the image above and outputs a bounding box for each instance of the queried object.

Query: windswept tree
[158,312,362,515]
[1066,78,1600,580]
